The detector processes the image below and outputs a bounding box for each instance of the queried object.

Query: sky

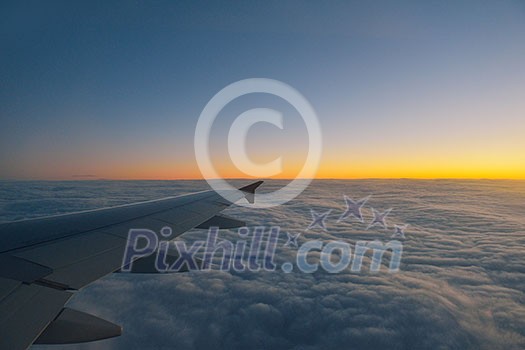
[1,0,524,180]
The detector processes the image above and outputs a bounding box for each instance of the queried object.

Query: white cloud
[23,180,525,349]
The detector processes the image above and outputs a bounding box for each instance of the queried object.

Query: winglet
[238,181,263,204]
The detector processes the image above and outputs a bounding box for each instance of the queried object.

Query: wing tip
[239,181,264,204]
[238,180,264,194]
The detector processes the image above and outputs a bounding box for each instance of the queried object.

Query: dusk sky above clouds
[1,0,525,180]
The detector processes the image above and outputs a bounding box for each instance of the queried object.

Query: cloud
[23,180,525,349]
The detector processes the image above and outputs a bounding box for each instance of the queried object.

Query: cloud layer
[5,179,522,349]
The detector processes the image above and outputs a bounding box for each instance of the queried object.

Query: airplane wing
[0,181,263,349]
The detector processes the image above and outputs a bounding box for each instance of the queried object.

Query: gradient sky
[1,0,524,180]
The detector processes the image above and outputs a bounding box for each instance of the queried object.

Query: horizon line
[1,177,524,181]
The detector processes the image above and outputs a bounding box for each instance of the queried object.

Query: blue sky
[1,1,524,179]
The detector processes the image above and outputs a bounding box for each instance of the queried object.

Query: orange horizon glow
[9,164,524,181]
[4,135,524,181]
